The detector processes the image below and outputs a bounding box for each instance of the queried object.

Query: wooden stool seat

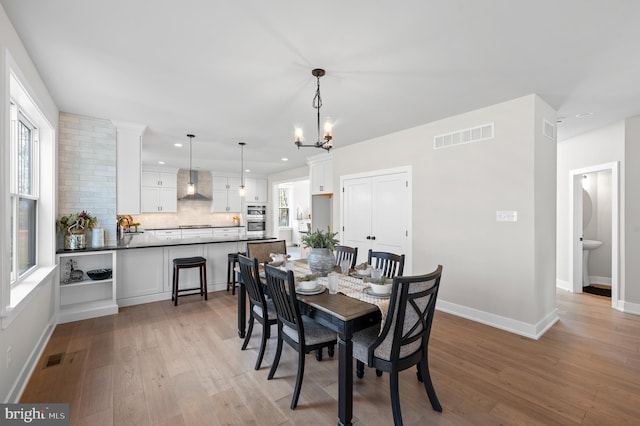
[227,252,246,295]
[172,256,207,306]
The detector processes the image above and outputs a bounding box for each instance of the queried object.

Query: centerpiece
[56,210,98,250]
[301,227,339,276]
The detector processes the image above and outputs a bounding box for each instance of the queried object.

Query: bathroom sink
[582,240,603,287]
[583,240,603,250]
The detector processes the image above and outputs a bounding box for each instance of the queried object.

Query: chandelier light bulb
[295,127,304,143]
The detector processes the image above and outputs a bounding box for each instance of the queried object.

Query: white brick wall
[58,113,117,244]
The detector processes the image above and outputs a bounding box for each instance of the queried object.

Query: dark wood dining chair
[335,245,358,269]
[238,254,277,370]
[246,240,287,264]
[264,264,337,410]
[352,265,443,426]
[368,249,405,277]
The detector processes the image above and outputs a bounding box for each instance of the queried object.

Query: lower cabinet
[117,247,164,302]
[116,241,240,307]
[57,250,118,323]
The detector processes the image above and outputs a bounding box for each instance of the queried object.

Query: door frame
[569,161,619,309]
[340,166,412,274]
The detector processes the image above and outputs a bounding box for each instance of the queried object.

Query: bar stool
[172,256,207,306]
[227,252,246,295]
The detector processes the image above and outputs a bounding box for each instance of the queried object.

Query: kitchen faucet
[117,217,126,240]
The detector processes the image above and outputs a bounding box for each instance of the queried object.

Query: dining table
[237,261,385,426]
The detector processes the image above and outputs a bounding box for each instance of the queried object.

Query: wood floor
[20,290,640,425]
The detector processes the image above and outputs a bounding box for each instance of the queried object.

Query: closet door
[342,177,372,259]
[371,173,408,255]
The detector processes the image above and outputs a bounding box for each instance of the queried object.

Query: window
[10,103,39,284]
[278,188,290,227]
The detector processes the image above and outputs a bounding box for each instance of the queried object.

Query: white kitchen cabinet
[117,248,164,302]
[141,169,178,213]
[244,177,268,202]
[309,156,333,194]
[211,173,243,212]
[212,175,241,191]
[115,122,146,215]
[152,229,183,240]
[342,171,409,269]
[213,227,243,238]
[181,228,213,239]
[57,250,118,323]
[142,170,178,188]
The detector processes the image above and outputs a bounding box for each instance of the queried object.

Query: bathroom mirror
[583,189,593,227]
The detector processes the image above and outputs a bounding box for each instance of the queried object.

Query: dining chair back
[246,240,287,264]
[352,265,443,426]
[368,249,405,277]
[237,254,277,370]
[264,264,337,409]
[335,245,358,269]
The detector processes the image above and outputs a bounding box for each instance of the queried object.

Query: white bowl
[356,268,372,277]
[298,280,317,290]
[369,282,392,295]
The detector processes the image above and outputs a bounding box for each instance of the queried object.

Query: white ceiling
[2,0,640,175]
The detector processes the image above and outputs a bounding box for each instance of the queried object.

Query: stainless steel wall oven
[246,204,266,237]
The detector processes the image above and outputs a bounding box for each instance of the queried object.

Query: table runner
[291,261,390,330]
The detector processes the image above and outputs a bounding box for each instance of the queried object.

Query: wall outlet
[7,347,11,368]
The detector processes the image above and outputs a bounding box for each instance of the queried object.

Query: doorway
[273,179,311,250]
[569,162,619,309]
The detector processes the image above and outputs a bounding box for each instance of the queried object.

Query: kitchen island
[56,233,275,323]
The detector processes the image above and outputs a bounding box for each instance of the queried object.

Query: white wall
[624,116,640,306]
[330,94,557,336]
[0,4,59,402]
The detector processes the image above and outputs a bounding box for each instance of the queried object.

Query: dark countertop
[56,234,275,254]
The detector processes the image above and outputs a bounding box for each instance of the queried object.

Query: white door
[371,173,408,254]
[342,171,409,268]
[342,177,373,261]
[159,187,177,212]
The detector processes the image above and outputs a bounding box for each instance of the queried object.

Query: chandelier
[294,68,333,152]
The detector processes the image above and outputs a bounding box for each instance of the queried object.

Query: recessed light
[174,143,183,147]
[281,157,288,161]
[575,112,593,118]
[245,169,251,173]
[158,161,165,165]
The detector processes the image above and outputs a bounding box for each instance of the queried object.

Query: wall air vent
[433,123,494,150]
[543,119,556,140]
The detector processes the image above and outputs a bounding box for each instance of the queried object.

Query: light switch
[496,211,518,222]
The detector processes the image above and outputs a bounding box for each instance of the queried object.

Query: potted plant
[56,210,98,250]
[301,227,339,276]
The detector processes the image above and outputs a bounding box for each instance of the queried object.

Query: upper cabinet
[211,173,242,212]
[141,168,178,213]
[308,153,333,195]
[244,177,268,203]
[114,121,146,215]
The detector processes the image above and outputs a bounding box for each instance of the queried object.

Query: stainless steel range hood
[178,170,211,201]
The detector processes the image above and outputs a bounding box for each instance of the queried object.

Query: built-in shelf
[56,250,118,323]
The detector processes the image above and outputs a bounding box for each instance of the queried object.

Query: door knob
[366,236,371,240]
[371,236,376,240]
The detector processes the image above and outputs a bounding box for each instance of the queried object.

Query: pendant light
[239,142,246,197]
[294,68,333,152]
[187,134,195,195]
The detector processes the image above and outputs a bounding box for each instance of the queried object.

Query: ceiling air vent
[434,123,494,150]
[543,119,556,140]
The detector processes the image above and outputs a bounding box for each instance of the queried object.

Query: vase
[64,229,86,250]
[307,248,335,276]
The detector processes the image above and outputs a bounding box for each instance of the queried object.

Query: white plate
[296,285,326,295]
[364,287,391,299]
[296,280,317,290]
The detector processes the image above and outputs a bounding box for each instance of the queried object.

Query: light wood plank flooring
[20,290,640,425]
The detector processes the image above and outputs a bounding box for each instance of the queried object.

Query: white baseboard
[5,319,55,403]
[556,278,571,292]
[436,299,559,340]
[590,276,611,285]
[618,300,640,315]
[117,284,228,307]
